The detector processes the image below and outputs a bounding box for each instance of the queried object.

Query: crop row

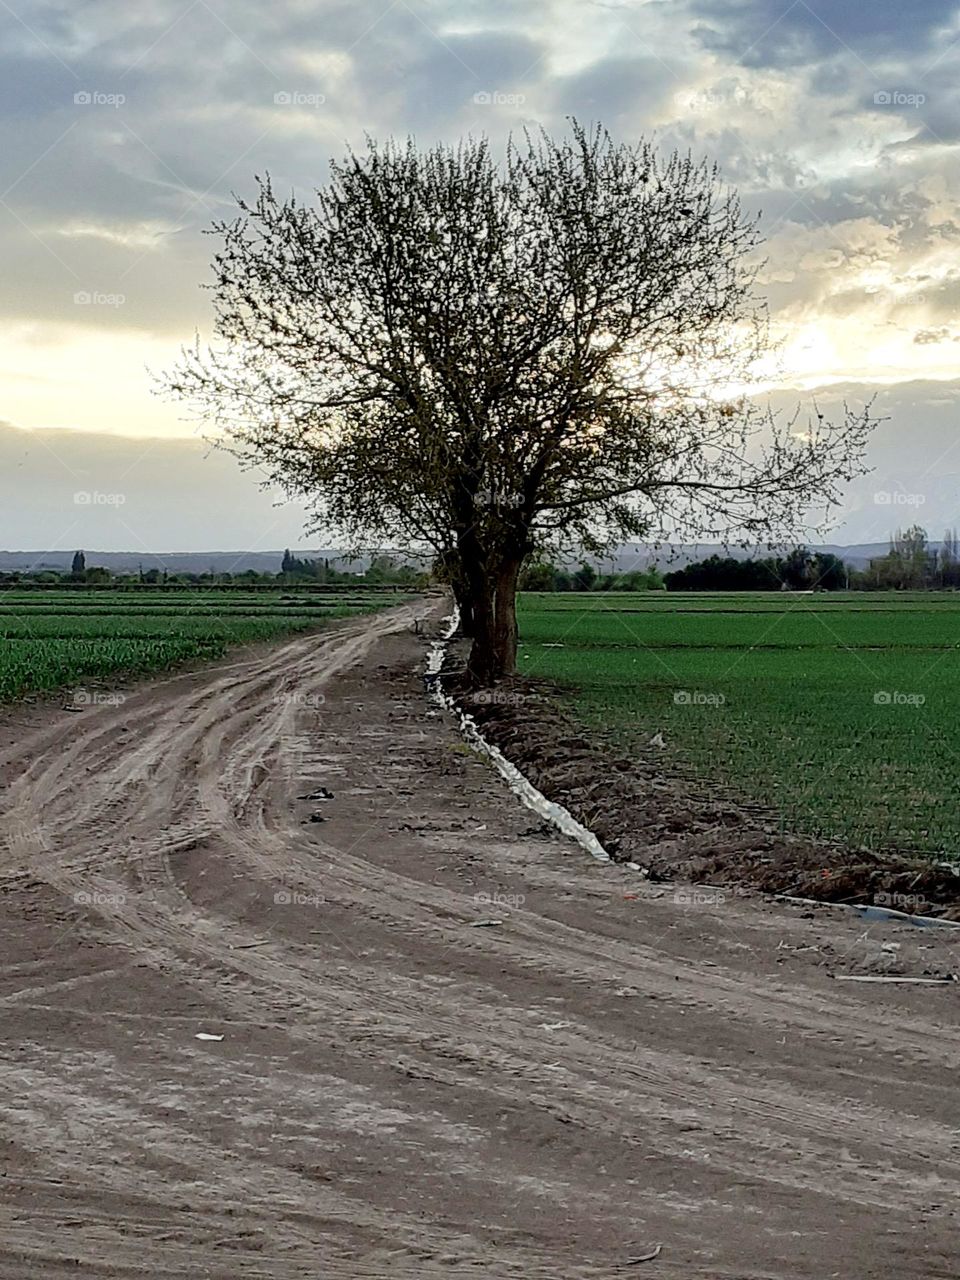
[0,602,398,640]
[522,590,960,613]
[0,597,407,700]
[517,601,960,652]
[0,637,227,701]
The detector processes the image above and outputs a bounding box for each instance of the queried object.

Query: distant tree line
[0,550,424,588]
[279,550,420,585]
[515,534,960,593]
[858,526,960,590]
[6,531,960,593]
[517,550,847,592]
[519,562,665,592]
[663,547,848,591]
[663,555,781,591]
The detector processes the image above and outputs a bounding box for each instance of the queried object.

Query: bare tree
[940,527,959,588]
[891,525,932,589]
[163,122,876,683]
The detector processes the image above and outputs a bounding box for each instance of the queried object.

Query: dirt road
[0,602,957,1278]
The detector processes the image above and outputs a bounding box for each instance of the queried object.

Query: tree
[367,553,400,582]
[781,546,814,590]
[572,562,598,591]
[810,551,847,590]
[164,122,875,684]
[620,567,665,590]
[433,547,476,633]
[939,528,960,588]
[518,560,557,591]
[868,525,933,589]
[890,526,931,589]
[664,554,782,591]
[71,550,86,578]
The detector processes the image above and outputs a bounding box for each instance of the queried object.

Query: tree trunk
[450,575,476,637]
[492,556,520,673]
[466,556,522,686]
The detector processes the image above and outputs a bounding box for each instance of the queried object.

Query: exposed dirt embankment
[449,663,960,919]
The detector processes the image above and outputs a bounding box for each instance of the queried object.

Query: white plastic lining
[426,610,611,863]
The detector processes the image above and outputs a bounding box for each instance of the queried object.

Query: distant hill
[0,549,363,574]
[0,542,895,575]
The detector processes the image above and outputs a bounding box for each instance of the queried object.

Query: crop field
[517,591,960,859]
[0,588,409,701]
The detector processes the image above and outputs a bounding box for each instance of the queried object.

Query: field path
[0,600,957,1278]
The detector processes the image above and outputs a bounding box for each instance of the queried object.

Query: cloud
[760,380,960,542]
[0,420,316,551]
[690,0,960,67]
[551,54,681,120]
[913,326,959,344]
[1,0,959,542]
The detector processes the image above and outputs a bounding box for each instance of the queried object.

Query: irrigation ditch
[427,611,960,926]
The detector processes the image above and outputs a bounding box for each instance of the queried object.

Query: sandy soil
[0,601,957,1279]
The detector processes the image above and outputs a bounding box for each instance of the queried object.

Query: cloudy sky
[2,0,960,551]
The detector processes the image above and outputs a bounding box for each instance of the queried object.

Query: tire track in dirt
[0,602,958,1278]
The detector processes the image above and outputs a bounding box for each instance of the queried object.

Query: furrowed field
[0,587,409,701]
[517,591,960,859]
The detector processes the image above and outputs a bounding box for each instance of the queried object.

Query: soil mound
[450,671,960,919]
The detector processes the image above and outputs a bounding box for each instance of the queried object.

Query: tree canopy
[164,121,875,682]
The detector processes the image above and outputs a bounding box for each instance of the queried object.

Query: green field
[0,589,408,701]
[517,591,960,859]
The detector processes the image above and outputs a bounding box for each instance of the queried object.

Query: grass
[0,588,408,701]
[517,591,960,859]
[0,606,379,640]
[0,637,228,701]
